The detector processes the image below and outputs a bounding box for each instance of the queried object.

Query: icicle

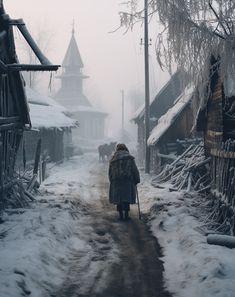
[48,72,53,92]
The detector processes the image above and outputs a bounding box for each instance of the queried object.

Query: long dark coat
[108,150,140,205]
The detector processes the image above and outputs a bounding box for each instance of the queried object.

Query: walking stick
[136,186,141,220]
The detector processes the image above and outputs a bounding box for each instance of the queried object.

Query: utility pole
[144,0,150,173]
[121,89,125,141]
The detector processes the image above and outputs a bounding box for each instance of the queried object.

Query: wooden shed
[0,1,59,204]
[148,85,195,173]
[132,70,186,165]
[17,86,76,169]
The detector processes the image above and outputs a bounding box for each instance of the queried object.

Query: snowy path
[2,154,235,297]
[50,154,171,297]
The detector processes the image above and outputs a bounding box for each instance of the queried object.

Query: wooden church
[54,28,107,147]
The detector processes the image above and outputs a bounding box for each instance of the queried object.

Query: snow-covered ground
[1,153,235,297]
[0,154,119,297]
[139,175,235,297]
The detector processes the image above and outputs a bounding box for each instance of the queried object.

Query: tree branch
[208,0,229,36]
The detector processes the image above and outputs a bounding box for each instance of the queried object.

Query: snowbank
[0,154,118,297]
[139,175,235,297]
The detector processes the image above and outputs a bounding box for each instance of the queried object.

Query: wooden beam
[9,19,59,71]
[0,122,22,131]
[10,18,51,64]
[0,60,59,72]
[8,63,60,72]
[0,116,20,124]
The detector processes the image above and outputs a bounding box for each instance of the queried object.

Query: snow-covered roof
[148,85,194,146]
[132,102,145,121]
[26,86,76,129]
[71,105,108,115]
[26,86,67,113]
[29,103,76,129]
[132,70,183,122]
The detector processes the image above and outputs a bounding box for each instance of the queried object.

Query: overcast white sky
[5,0,169,136]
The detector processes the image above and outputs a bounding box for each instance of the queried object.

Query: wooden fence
[210,140,235,234]
[211,140,235,206]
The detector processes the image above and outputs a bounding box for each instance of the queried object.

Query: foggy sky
[5,0,169,137]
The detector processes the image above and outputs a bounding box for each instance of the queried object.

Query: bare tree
[119,0,235,104]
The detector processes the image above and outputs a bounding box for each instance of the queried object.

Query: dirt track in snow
[52,161,171,297]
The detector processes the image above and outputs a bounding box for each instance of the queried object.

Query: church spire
[62,23,84,69]
[55,24,90,107]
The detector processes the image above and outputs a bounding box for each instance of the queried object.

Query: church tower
[55,27,91,107]
[54,27,107,144]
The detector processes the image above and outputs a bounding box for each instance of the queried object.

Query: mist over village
[0,1,235,297]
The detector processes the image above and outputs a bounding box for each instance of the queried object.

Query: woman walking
[108,143,140,220]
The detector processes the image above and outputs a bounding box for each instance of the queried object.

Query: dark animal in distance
[98,142,117,162]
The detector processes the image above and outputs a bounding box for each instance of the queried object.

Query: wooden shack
[132,70,186,165]
[148,85,195,173]
[0,3,30,202]
[0,1,59,204]
[197,56,235,220]
[16,86,76,170]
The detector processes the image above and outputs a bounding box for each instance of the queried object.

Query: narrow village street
[2,153,235,297]
[1,1,235,297]
[50,154,171,297]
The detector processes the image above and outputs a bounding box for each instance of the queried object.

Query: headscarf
[110,143,129,162]
[115,143,129,152]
